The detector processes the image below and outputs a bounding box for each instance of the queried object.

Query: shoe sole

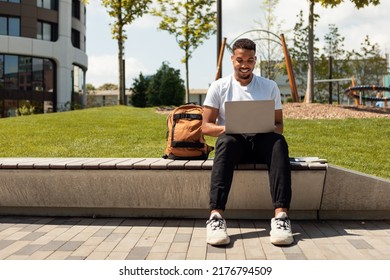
[270,236,294,246]
[207,237,230,246]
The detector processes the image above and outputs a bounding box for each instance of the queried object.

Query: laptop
[224,100,275,134]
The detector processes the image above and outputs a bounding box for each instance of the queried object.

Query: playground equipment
[316,75,389,107]
[344,85,389,107]
[215,31,299,103]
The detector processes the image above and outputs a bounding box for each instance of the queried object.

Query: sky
[85,0,390,89]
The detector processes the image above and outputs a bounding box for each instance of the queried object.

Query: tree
[152,0,216,103]
[146,62,185,106]
[323,24,349,77]
[130,73,150,107]
[323,24,345,60]
[254,0,284,80]
[101,0,151,105]
[351,35,388,85]
[320,24,352,103]
[86,83,96,92]
[98,83,118,90]
[305,0,381,103]
[290,10,319,95]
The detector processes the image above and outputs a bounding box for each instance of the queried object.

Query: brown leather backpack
[163,104,213,160]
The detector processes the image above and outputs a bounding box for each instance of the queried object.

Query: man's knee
[216,134,241,150]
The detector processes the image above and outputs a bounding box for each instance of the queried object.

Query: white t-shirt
[203,74,282,125]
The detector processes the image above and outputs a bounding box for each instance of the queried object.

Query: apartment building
[0,0,87,117]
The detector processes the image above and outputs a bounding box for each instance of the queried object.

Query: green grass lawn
[0,105,388,179]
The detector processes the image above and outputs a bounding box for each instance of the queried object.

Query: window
[8,17,20,36]
[4,55,18,90]
[18,57,32,91]
[0,55,55,92]
[37,0,58,10]
[31,58,54,92]
[72,64,84,109]
[43,59,54,92]
[32,58,43,91]
[84,5,87,25]
[37,21,57,41]
[72,0,80,19]
[0,16,20,36]
[0,0,21,3]
[0,55,4,89]
[0,17,6,36]
[73,65,84,94]
[0,54,56,117]
[71,29,80,49]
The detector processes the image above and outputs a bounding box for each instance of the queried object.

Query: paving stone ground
[1,216,389,260]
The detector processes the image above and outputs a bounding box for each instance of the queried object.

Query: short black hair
[232,38,256,52]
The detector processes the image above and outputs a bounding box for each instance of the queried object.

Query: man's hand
[202,106,225,137]
[274,109,284,134]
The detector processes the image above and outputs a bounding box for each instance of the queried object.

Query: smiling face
[231,48,257,86]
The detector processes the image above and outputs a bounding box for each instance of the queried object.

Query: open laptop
[224,100,275,134]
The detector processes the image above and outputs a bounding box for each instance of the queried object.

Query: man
[202,38,293,246]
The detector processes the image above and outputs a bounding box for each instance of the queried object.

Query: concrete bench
[0,157,388,220]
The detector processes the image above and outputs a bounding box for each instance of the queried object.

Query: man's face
[231,48,256,84]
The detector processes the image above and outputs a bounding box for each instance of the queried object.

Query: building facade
[0,0,87,117]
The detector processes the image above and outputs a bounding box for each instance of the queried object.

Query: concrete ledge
[0,157,327,219]
[1,158,389,220]
[320,165,390,220]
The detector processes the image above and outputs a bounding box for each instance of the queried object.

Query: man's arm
[202,106,225,137]
[275,109,284,134]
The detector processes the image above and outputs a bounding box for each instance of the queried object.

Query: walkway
[1,216,389,260]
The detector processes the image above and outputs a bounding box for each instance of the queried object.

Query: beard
[236,70,252,80]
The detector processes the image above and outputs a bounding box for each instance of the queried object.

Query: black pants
[209,133,292,211]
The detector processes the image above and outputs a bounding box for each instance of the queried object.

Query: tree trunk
[118,42,124,105]
[117,5,125,105]
[184,3,190,104]
[305,0,315,103]
[185,56,190,104]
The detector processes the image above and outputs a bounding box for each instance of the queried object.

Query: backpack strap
[173,113,202,121]
[171,141,205,148]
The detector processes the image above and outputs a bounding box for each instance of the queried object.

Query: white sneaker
[206,212,230,245]
[270,212,294,245]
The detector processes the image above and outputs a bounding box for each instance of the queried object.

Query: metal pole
[122,59,126,105]
[215,37,226,80]
[217,0,222,75]
[328,56,333,104]
[280,34,299,102]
